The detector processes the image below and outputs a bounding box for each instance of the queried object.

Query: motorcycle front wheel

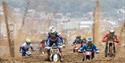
[51,54,61,62]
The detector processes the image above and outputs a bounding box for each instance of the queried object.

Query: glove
[62,44,65,47]
[78,50,81,52]
[58,46,63,48]
[96,50,99,54]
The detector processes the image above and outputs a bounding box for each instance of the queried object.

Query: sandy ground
[0,43,125,63]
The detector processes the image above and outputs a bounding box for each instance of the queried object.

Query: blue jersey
[80,44,98,52]
[46,32,63,47]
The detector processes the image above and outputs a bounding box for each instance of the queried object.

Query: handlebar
[45,46,63,49]
[45,47,51,49]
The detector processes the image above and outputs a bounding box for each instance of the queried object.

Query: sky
[0,0,125,21]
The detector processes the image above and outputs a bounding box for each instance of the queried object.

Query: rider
[79,37,99,60]
[48,26,63,43]
[73,36,83,45]
[102,30,119,57]
[40,39,46,54]
[19,39,34,56]
[72,36,83,49]
[82,37,87,46]
[46,26,63,61]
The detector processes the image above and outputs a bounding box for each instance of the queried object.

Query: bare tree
[21,0,30,28]
[2,1,15,63]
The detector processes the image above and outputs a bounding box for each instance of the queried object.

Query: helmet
[87,37,93,43]
[26,38,31,43]
[87,37,93,46]
[109,30,115,33]
[109,30,115,35]
[76,36,81,38]
[49,26,56,33]
[49,26,55,31]
[49,26,54,29]
[50,29,56,34]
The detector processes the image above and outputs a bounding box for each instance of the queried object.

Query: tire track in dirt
[0,45,125,63]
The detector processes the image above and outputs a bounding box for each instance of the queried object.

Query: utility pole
[2,1,15,63]
[93,0,101,43]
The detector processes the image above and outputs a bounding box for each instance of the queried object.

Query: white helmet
[49,26,56,33]
[51,29,56,33]
[87,37,93,43]
[49,26,55,31]
[109,30,115,33]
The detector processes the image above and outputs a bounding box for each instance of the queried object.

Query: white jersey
[21,42,32,49]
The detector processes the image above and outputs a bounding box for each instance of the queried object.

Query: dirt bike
[73,44,81,52]
[105,40,115,57]
[46,42,62,62]
[49,46,61,62]
[81,48,99,61]
[46,37,62,62]
[82,50,92,61]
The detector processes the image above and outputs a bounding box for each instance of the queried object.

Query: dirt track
[1,45,125,63]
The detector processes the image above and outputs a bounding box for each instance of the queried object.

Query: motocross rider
[79,37,99,60]
[73,36,83,45]
[19,39,34,56]
[46,26,63,61]
[102,30,119,57]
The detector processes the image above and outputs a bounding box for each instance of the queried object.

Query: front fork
[47,48,62,59]
[113,43,116,53]
[105,42,116,57]
[105,42,108,57]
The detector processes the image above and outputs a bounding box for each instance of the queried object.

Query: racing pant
[20,47,29,56]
